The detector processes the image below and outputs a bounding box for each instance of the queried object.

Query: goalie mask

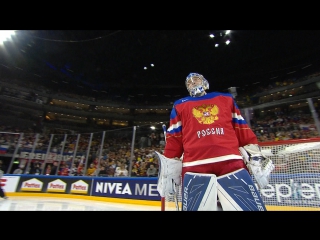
[185,73,209,97]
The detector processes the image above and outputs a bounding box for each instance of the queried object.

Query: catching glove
[239,144,275,189]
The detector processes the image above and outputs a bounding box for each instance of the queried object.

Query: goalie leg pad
[155,151,182,197]
[182,172,217,211]
[217,168,267,211]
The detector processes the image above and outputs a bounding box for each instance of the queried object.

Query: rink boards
[1,174,320,211]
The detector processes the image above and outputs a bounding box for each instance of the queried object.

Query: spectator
[69,163,78,176]
[86,163,96,176]
[146,164,158,177]
[77,163,85,176]
[45,164,51,175]
[60,163,70,176]
[131,164,140,177]
[29,162,42,175]
[13,165,24,174]
[106,160,116,177]
[138,161,147,177]
[114,162,128,177]
[97,165,108,177]
[49,161,58,175]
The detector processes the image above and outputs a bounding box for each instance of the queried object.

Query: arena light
[0,30,16,45]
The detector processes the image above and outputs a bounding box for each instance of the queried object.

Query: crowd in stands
[234,71,320,107]
[0,122,164,178]
[23,143,160,179]
[250,113,320,142]
[1,108,320,178]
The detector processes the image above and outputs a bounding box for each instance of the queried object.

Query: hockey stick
[161,124,180,211]
[160,124,166,211]
[162,123,167,144]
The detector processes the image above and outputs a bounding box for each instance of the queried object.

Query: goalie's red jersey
[163,92,258,177]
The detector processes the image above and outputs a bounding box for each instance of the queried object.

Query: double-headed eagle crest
[192,104,219,124]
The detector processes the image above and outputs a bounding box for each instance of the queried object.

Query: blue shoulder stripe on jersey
[174,92,234,106]
[170,108,178,119]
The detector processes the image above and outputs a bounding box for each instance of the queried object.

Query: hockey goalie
[156,73,274,211]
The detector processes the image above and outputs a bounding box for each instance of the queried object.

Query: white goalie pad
[183,172,217,211]
[155,151,182,197]
[217,168,267,211]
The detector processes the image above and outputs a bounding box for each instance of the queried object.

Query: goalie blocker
[183,169,267,211]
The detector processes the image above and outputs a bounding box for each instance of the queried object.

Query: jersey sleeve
[231,98,258,146]
[163,105,184,158]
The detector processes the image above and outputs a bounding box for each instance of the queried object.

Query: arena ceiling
[1,30,320,104]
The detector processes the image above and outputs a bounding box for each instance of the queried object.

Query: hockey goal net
[161,138,320,211]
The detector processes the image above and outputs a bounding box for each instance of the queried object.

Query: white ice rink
[0,196,161,211]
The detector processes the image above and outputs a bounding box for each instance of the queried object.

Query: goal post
[160,138,320,211]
